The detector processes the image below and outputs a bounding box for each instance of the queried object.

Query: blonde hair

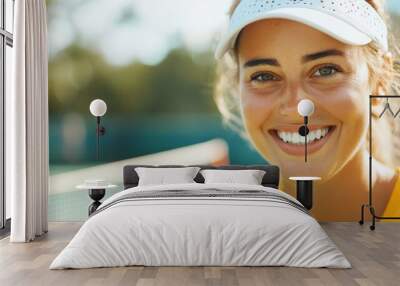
[214,0,400,167]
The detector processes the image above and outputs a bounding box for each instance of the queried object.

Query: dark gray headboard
[123,165,280,189]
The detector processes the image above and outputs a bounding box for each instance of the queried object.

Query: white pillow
[135,167,200,186]
[200,169,266,185]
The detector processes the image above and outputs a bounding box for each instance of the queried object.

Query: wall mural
[47,0,400,222]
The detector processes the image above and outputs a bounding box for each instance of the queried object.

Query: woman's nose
[279,87,306,117]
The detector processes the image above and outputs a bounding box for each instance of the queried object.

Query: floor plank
[0,222,399,286]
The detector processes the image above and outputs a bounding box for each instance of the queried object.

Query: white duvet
[50,183,351,269]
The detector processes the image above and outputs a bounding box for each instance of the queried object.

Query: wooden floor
[0,222,399,286]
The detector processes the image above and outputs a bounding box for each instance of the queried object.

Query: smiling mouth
[268,125,336,156]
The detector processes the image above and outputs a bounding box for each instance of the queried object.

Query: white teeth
[293,133,301,144]
[276,127,330,145]
[282,132,287,142]
[316,129,322,139]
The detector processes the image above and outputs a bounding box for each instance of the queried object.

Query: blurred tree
[48,44,218,116]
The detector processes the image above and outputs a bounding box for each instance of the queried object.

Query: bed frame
[123,165,280,190]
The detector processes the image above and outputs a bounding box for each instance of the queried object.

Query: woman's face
[237,19,371,179]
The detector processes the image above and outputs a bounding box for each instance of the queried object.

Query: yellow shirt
[383,167,400,217]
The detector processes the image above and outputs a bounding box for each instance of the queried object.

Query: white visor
[215,0,388,59]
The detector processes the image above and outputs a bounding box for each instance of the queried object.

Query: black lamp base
[296,180,313,210]
[88,189,105,216]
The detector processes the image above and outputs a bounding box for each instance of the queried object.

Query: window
[0,0,14,233]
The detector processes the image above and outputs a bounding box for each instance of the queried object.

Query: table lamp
[89,99,107,160]
[297,99,314,162]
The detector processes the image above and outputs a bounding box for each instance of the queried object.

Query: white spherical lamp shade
[297,99,314,117]
[89,99,107,117]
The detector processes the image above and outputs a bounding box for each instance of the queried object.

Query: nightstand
[289,177,321,210]
[76,180,117,216]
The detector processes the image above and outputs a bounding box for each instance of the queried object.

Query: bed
[50,165,350,269]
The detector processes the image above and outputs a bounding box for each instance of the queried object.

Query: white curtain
[7,0,49,242]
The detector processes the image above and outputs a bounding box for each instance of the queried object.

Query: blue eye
[313,65,341,77]
[251,72,279,82]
